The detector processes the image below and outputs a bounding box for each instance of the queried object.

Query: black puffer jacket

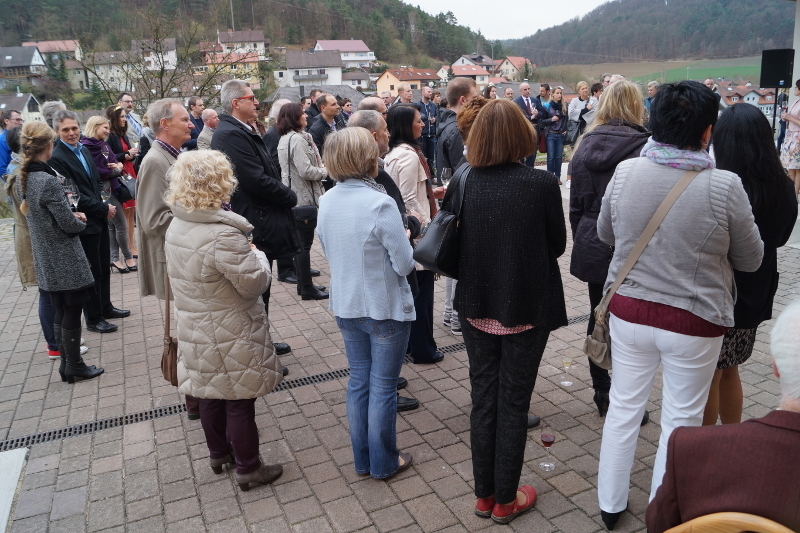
[569,119,650,284]
[435,108,464,176]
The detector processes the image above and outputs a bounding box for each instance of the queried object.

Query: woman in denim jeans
[545,87,567,183]
[317,128,417,479]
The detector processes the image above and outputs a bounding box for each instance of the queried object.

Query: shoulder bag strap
[164,270,171,337]
[449,164,470,218]
[596,169,699,312]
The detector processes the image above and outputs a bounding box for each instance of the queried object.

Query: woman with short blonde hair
[164,149,284,491]
[453,98,567,524]
[318,127,417,480]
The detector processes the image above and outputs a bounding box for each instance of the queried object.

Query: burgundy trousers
[198,398,261,475]
[185,395,200,415]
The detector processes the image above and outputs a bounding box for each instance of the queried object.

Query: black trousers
[587,282,612,393]
[80,226,113,325]
[293,228,316,289]
[419,136,437,176]
[462,319,550,503]
[276,257,295,279]
[408,270,437,362]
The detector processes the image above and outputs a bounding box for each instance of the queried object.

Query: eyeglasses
[120,99,134,104]
[233,95,256,103]
[9,117,23,124]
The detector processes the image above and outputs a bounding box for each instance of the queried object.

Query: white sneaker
[80,338,85,345]
[80,346,88,355]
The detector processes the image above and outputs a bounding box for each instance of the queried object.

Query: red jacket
[646,410,800,533]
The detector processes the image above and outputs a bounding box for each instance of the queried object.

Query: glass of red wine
[539,433,556,472]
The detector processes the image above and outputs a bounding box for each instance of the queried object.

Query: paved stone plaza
[0,194,798,533]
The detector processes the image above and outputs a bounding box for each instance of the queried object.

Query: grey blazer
[24,168,95,292]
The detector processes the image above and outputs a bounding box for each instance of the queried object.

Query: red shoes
[475,485,537,524]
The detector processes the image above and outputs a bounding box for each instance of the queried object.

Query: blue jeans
[546,132,565,177]
[336,317,411,478]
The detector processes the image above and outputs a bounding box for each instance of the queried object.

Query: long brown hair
[465,99,536,168]
[17,122,56,215]
[105,105,128,138]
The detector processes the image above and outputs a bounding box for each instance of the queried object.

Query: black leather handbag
[413,164,469,278]
[565,120,581,146]
[287,133,319,230]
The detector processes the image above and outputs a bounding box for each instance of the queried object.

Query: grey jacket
[278,131,327,207]
[24,168,95,293]
[598,157,763,327]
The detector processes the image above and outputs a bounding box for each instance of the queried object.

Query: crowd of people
[1,72,799,531]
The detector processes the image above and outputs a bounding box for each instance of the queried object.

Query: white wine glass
[63,179,80,210]
[560,357,574,387]
[101,146,110,161]
[439,167,453,187]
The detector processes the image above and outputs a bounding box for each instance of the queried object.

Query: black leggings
[52,301,83,330]
[587,282,612,393]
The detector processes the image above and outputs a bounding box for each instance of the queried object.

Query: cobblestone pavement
[1,197,798,533]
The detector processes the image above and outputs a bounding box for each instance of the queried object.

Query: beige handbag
[584,169,699,370]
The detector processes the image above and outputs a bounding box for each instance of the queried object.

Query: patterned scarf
[362,177,387,194]
[410,144,438,217]
[640,138,715,171]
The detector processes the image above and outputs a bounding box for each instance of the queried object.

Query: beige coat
[5,173,36,287]
[385,143,431,225]
[278,131,327,207]
[197,127,214,151]
[136,141,175,299]
[166,204,282,399]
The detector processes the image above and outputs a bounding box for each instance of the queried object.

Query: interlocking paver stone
[2,203,797,533]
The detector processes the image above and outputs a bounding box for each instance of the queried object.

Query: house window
[411,84,417,89]
[390,84,394,90]
[76,69,81,74]
[278,72,284,78]
[732,97,738,102]
[319,69,325,74]
[295,70,300,76]
[230,64,237,70]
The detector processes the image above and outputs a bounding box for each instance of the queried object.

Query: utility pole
[230,0,236,32]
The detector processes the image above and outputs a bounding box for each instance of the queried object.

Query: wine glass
[133,141,140,150]
[245,231,254,245]
[539,432,556,472]
[101,146,110,161]
[100,188,112,203]
[560,357,574,387]
[440,168,453,187]
[63,179,80,210]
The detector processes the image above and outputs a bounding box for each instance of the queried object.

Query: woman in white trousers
[594,81,764,531]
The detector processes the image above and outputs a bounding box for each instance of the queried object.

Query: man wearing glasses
[212,79,297,364]
[117,93,143,148]
[0,109,23,174]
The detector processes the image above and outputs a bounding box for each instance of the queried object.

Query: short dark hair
[2,109,20,128]
[6,125,22,153]
[795,79,800,91]
[316,94,332,109]
[117,92,133,102]
[300,96,309,105]
[309,89,322,99]
[591,82,603,95]
[540,83,550,92]
[387,104,420,150]
[650,81,718,150]
[188,96,202,108]
[445,78,476,107]
[276,103,305,135]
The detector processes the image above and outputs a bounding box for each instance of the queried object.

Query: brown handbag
[584,169,699,370]
[161,271,179,387]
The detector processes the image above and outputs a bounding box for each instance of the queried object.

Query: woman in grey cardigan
[17,122,104,384]
[277,102,329,300]
[317,128,416,480]
[595,81,763,531]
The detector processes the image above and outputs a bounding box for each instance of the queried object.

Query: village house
[216,30,270,61]
[451,54,501,76]
[436,65,451,83]
[131,38,178,71]
[83,51,133,92]
[314,40,375,69]
[341,71,370,90]
[201,51,262,89]
[0,93,43,124]
[451,64,490,91]
[376,67,439,96]
[0,47,46,89]
[498,56,535,81]
[21,40,83,62]
[718,84,778,117]
[274,50,343,88]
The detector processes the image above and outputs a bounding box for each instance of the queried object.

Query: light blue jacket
[318,179,416,322]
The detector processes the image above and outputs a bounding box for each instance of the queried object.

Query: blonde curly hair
[165,150,238,212]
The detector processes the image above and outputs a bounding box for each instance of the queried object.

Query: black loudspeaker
[760,49,795,88]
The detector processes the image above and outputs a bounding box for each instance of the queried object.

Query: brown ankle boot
[235,463,283,491]
[210,454,235,474]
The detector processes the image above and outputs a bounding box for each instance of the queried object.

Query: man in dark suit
[49,110,130,333]
[212,80,298,360]
[308,94,343,156]
[646,299,800,533]
[514,83,547,167]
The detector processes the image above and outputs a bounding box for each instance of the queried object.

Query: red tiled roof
[385,67,439,81]
[452,65,489,76]
[503,56,532,70]
[22,40,79,53]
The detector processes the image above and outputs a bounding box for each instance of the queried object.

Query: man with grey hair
[196,108,219,150]
[380,91,393,108]
[49,109,129,334]
[212,79,297,360]
[609,74,626,84]
[601,73,612,87]
[647,298,800,533]
[135,98,197,417]
[644,81,659,129]
[41,100,66,130]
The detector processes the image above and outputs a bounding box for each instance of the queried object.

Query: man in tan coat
[136,99,194,300]
[196,108,219,151]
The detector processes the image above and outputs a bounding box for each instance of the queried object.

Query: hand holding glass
[440,168,453,187]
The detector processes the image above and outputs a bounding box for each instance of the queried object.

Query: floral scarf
[409,143,438,218]
[361,177,386,194]
[640,138,715,171]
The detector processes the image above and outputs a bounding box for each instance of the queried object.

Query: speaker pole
[773,93,778,135]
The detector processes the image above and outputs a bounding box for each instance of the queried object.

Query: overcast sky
[425,0,610,40]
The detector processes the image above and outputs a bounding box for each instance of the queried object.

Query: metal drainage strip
[0,316,592,452]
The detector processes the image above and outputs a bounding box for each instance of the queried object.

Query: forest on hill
[0,0,505,67]
[506,0,795,67]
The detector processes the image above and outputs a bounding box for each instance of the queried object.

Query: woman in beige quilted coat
[164,150,284,491]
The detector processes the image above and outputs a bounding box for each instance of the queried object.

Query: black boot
[295,251,329,300]
[63,327,104,384]
[594,390,610,417]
